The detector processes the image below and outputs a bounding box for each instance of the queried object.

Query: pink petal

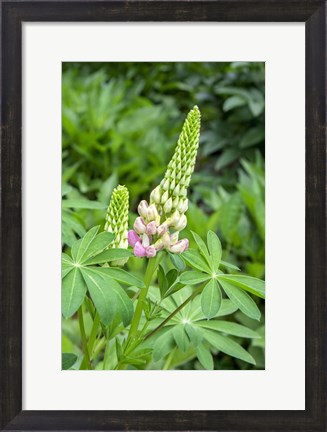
[128,230,140,247]
[183,239,189,251]
[134,241,146,257]
[145,246,157,258]
[169,238,188,254]
[146,221,157,235]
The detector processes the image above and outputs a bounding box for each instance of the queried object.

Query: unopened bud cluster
[105,185,129,265]
[149,106,200,220]
[128,200,189,258]
[128,106,200,258]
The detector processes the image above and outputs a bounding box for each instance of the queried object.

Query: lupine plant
[62,106,265,370]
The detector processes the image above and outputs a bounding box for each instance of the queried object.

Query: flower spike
[130,107,201,258]
[105,185,129,265]
[151,105,201,217]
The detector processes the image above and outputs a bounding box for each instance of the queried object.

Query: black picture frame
[1,1,326,430]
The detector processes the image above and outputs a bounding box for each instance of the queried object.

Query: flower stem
[78,304,92,370]
[128,256,160,340]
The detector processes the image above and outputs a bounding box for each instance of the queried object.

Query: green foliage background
[62,61,265,370]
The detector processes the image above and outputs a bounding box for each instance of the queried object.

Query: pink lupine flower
[146,221,157,235]
[128,230,140,247]
[169,238,189,254]
[134,241,147,257]
[145,245,156,258]
[134,217,146,234]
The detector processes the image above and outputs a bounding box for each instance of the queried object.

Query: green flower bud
[105,185,129,265]
[163,197,173,214]
[177,198,188,213]
[150,186,161,204]
[172,197,179,209]
[162,178,170,191]
[161,190,169,204]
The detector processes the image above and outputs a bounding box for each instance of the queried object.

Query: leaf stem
[78,304,92,370]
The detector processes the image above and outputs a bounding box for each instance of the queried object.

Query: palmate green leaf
[62,353,77,370]
[62,253,74,278]
[109,278,134,327]
[71,239,82,263]
[84,267,134,326]
[216,299,238,317]
[196,344,214,370]
[201,329,256,365]
[173,325,190,352]
[201,279,222,319]
[184,323,202,347]
[220,260,241,272]
[182,249,212,274]
[218,279,261,321]
[207,231,222,271]
[94,266,145,288]
[80,268,117,325]
[179,271,210,285]
[72,226,99,263]
[80,231,115,262]
[62,267,87,319]
[62,199,107,209]
[163,279,185,299]
[189,298,238,322]
[84,248,133,265]
[158,268,185,300]
[191,231,211,264]
[153,330,175,362]
[195,320,261,339]
[166,269,178,288]
[169,253,186,272]
[217,274,265,298]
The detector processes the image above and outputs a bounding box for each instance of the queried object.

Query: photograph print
[61,62,265,371]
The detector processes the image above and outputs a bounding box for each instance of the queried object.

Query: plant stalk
[127,256,159,340]
[79,312,100,369]
[78,304,92,370]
